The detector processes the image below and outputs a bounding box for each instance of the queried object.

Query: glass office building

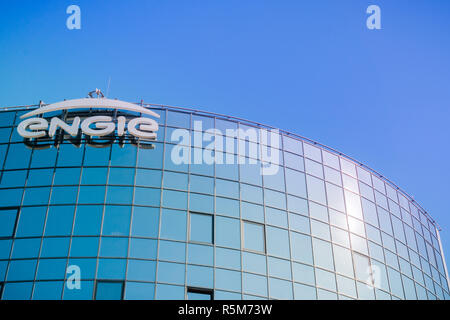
[0,102,449,300]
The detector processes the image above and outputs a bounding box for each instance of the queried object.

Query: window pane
[95,281,123,300]
[243,221,265,253]
[0,209,18,237]
[190,213,213,243]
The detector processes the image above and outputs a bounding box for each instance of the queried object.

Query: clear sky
[1,1,450,264]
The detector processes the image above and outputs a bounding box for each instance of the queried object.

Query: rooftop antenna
[106,77,111,98]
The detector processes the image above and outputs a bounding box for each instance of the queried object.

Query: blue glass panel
[190,213,213,243]
[95,281,123,300]
[137,142,164,169]
[158,240,186,263]
[162,190,187,210]
[73,205,103,236]
[0,170,27,188]
[16,207,47,237]
[97,259,126,280]
[63,281,94,300]
[45,206,75,236]
[7,260,37,281]
[0,240,12,259]
[0,188,23,207]
[131,206,159,238]
[188,243,213,266]
[40,237,70,258]
[189,175,214,194]
[294,283,316,300]
[2,282,33,300]
[100,237,128,258]
[30,147,57,168]
[106,186,133,204]
[290,232,313,265]
[0,209,17,237]
[27,169,53,186]
[187,265,213,288]
[108,167,135,185]
[135,169,162,187]
[83,145,110,166]
[36,258,67,280]
[77,186,106,204]
[110,144,137,167]
[243,251,266,275]
[156,284,184,300]
[81,167,108,185]
[215,247,241,271]
[215,268,241,292]
[23,187,50,205]
[269,277,293,299]
[157,262,185,285]
[53,168,81,185]
[243,221,265,253]
[68,258,97,279]
[4,143,31,169]
[215,197,240,218]
[134,187,161,206]
[129,238,157,259]
[266,226,290,259]
[160,209,186,241]
[215,216,240,249]
[189,193,213,213]
[50,186,78,205]
[11,238,41,259]
[127,259,156,282]
[243,273,267,297]
[56,144,84,167]
[102,205,132,236]
[125,282,155,300]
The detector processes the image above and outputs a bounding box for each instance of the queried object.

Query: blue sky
[1,1,450,264]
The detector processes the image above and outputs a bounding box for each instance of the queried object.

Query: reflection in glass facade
[0,105,449,300]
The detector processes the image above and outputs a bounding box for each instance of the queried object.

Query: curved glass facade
[0,104,449,300]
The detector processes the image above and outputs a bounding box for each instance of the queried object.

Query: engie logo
[17,96,160,141]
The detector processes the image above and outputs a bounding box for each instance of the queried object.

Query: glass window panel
[125,282,155,300]
[303,143,322,162]
[348,216,366,237]
[344,190,363,219]
[160,209,187,241]
[268,256,291,280]
[56,143,84,167]
[361,198,379,227]
[243,272,268,297]
[157,262,185,285]
[187,265,213,288]
[189,175,214,194]
[342,174,359,194]
[129,238,157,260]
[11,238,41,259]
[167,111,190,128]
[340,158,356,177]
[324,166,341,186]
[187,290,213,300]
[294,283,317,300]
[331,226,350,248]
[188,243,213,266]
[108,167,135,185]
[215,247,241,270]
[70,237,99,257]
[0,209,18,238]
[378,208,393,235]
[40,237,70,258]
[97,258,126,280]
[73,205,103,236]
[100,237,128,258]
[287,195,308,215]
[239,161,262,186]
[135,169,162,187]
[190,213,213,243]
[83,145,111,166]
[215,268,241,292]
[329,209,348,230]
[7,260,37,281]
[359,181,375,202]
[0,170,27,188]
[312,238,334,271]
[322,150,339,170]
[243,221,265,253]
[215,197,239,218]
[305,159,323,179]
[241,202,263,223]
[284,152,304,171]
[315,268,336,292]
[2,282,33,300]
[162,190,187,210]
[53,168,81,186]
[309,202,328,222]
[156,284,184,300]
[336,275,356,298]
[95,281,124,300]
[290,232,313,264]
[240,184,262,203]
[78,186,106,204]
[50,186,78,205]
[45,206,75,236]
[283,136,303,155]
[164,144,189,172]
[106,186,133,204]
[110,143,137,167]
[163,171,188,190]
[127,259,156,282]
[311,219,331,241]
[387,267,405,299]
[158,240,186,263]
[356,167,372,185]
[353,253,371,283]
[215,162,238,181]
[102,205,132,236]
[285,169,307,198]
[264,189,286,210]
[333,245,354,277]
[30,147,57,168]
[269,277,293,299]
[15,207,46,237]
[372,175,386,194]
[4,143,31,169]
[289,213,310,234]
[292,262,315,286]
[23,187,51,205]
[266,226,290,259]
[263,165,285,191]
[216,178,239,199]
[215,216,240,249]
[243,251,266,275]
[189,193,213,213]
[26,169,52,187]
[0,188,23,207]
[351,233,368,255]
[134,187,161,207]
[306,175,326,205]
[131,206,159,238]
[36,258,66,280]
[325,183,345,212]
[265,207,287,228]
[137,142,163,169]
